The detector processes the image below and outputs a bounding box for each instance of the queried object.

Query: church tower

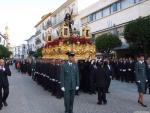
[4,24,10,48]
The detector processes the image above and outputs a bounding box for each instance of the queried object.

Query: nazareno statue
[64,11,74,36]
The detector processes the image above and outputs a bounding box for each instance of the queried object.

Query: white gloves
[0,67,5,71]
[91,60,94,65]
[3,68,5,71]
[76,86,79,90]
[61,87,65,92]
[137,80,141,83]
[146,80,148,82]
[61,86,79,92]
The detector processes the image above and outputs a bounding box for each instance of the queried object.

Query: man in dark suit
[89,59,97,95]
[60,52,80,113]
[93,63,107,105]
[121,59,127,82]
[104,59,113,93]
[0,59,11,110]
[127,58,135,83]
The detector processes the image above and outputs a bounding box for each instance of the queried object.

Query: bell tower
[4,24,10,48]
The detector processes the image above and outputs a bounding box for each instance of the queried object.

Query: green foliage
[33,48,43,58]
[0,45,12,58]
[95,33,121,53]
[28,51,35,56]
[124,16,150,54]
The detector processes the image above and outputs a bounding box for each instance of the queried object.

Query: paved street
[0,65,150,113]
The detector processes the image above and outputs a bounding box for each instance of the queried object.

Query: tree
[95,33,121,54]
[28,51,35,56]
[124,16,150,54]
[33,48,43,58]
[0,45,12,58]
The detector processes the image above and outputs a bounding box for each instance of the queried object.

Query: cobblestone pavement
[1,65,150,113]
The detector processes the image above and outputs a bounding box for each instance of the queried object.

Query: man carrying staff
[60,51,80,113]
[0,59,11,110]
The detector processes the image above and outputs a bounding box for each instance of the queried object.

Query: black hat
[66,51,75,57]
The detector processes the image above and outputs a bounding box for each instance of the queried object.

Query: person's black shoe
[0,104,3,110]
[140,103,147,107]
[103,101,107,105]
[89,92,93,95]
[138,101,147,107]
[69,110,73,113]
[76,93,79,96]
[97,102,102,105]
[3,101,8,107]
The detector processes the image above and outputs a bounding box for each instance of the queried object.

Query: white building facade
[26,35,36,52]
[78,0,150,46]
[13,44,28,59]
[13,46,21,59]
[34,13,52,49]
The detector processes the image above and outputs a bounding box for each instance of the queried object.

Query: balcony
[35,30,41,36]
[46,20,52,29]
[35,38,42,45]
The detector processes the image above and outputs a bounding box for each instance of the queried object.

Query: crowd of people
[15,59,32,76]
[14,55,150,108]
[0,53,149,112]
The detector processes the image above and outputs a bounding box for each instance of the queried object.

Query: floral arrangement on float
[42,36,96,60]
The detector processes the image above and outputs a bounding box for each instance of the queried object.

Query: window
[96,11,102,19]
[102,7,110,17]
[52,16,56,25]
[135,0,143,3]
[129,0,136,5]
[121,0,137,9]
[93,13,96,21]
[57,13,61,23]
[111,3,117,13]
[81,17,88,24]
[87,15,91,22]
[89,15,93,22]
[87,13,96,22]
[117,2,121,11]
[121,0,130,9]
